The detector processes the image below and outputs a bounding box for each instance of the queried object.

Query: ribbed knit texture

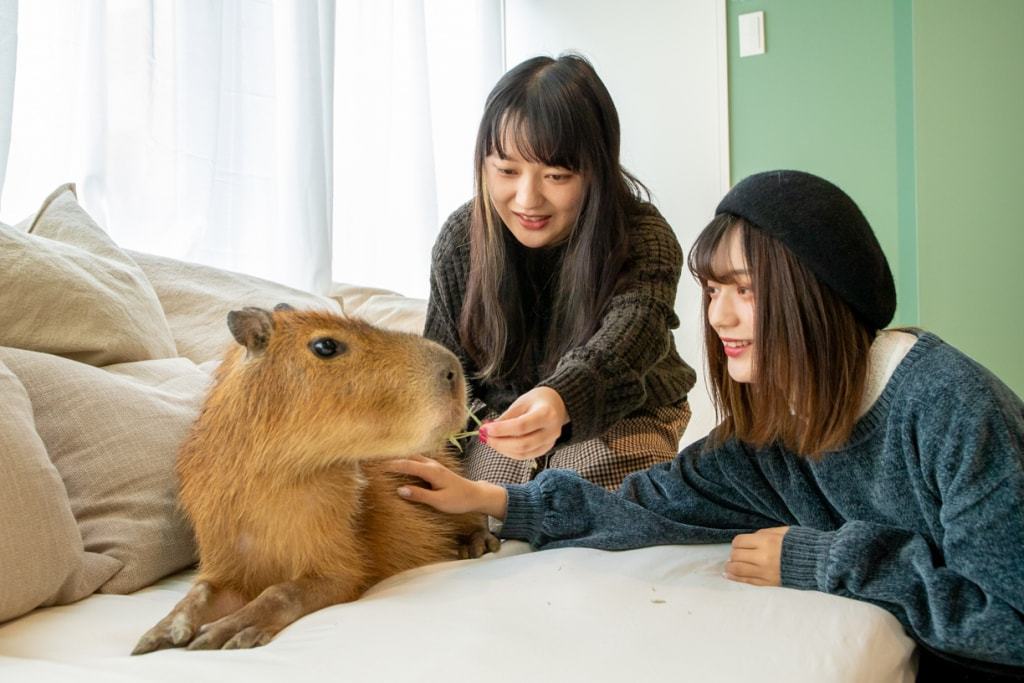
[499,332,1024,669]
[425,201,696,442]
[779,526,835,590]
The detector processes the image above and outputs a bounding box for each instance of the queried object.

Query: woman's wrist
[475,481,509,520]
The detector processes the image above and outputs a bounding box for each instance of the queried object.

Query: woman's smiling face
[706,228,756,383]
[484,139,584,249]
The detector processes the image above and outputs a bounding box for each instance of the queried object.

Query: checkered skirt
[461,401,691,491]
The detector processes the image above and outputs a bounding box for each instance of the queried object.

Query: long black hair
[460,54,648,382]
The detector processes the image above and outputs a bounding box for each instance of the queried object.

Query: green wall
[913,1,1024,394]
[727,0,1023,395]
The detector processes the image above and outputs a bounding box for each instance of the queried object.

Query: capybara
[133,305,498,653]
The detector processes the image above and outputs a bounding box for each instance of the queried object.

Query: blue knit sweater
[499,332,1024,667]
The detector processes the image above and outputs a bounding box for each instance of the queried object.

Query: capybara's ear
[227,307,275,355]
[273,302,295,312]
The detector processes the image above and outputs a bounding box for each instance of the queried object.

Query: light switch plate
[738,11,765,57]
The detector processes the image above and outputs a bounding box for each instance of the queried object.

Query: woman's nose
[515,175,542,209]
[708,293,737,329]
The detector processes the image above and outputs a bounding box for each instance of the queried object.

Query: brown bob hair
[687,214,874,457]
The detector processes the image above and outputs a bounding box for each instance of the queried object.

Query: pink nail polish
[479,428,489,444]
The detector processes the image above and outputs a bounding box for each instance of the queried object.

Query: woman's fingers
[724,558,774,584]
[396,482,434,504]
[483,412,538,439]
[385,458,432,479]
[387,456,484,515]
[727,531,784,587]
[386,457,454,490]
[730,533,761,550]
[724,556,763,574]
[724,572,774,587]
[486,430,556,459]
[488,399,557,439]
[728,547,766,565]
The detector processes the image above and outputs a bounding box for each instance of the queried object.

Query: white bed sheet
[0,542,916,682]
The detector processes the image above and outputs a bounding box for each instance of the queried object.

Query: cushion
[0,360,121,623]
[0,347,210,594]
[0,184,177,365]
[329,282,427,335]
[128,250,345,364]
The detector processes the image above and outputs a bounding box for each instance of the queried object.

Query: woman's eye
[310,338,347,358]
[496,167,516,176]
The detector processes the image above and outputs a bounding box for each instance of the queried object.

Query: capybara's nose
[441,355,462,393]
[425,343,464,398]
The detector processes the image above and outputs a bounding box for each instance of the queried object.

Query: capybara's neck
[185,363,364,478]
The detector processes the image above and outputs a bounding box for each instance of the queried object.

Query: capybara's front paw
[186,615,277,650]
[458,528,501,559]
[132,612,198,655]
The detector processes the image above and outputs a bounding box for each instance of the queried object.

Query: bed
[0,184,917,682]
[1,542,915,682]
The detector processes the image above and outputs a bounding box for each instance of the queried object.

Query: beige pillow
[0,347,209,594]
[0,361,120,623]
[0,184,177,365]
[329,282,427,335]
[128,249,344,364]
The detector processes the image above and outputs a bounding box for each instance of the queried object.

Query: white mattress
[0,541,916,682]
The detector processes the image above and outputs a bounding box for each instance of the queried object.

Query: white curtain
[0,0,15,199]
[1,0,502,297]
[332,0,502,297]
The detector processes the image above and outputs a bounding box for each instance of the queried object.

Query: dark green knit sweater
[425,201,696,442]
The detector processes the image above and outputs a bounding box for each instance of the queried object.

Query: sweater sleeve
[538,209,686,441]
[500,438,785,550]
[780,370,1024,667]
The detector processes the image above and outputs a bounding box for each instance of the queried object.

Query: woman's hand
[386,455,509,520]
[480,386,569,460]
[725,526,789,586]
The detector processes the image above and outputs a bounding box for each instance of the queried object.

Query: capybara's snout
[427,342,465,403]
[220,306,469,459]
[418,340,468,441]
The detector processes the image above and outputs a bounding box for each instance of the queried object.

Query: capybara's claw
[459,528,501,559]
[131,636,158,656]
[187,616,277,651]
[185,630,220,651]
[223,626,275,650]
[132,618,195,655]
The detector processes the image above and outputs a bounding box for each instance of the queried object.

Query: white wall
[504,0,729,446]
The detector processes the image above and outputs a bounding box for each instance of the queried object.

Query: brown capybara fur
[133,305,496,654]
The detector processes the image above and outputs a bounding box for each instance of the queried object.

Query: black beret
[715,170,896,331]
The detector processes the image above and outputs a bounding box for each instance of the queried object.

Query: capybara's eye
[309,338,347,359]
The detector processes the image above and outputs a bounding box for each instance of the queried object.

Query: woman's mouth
[513,212,550,231]
[721,339,751,358]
